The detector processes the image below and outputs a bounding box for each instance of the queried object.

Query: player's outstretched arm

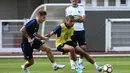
[45,25,61,38]
[36,33,49,40]
[44,31,54,38]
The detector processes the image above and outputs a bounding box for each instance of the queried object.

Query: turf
[0,56,130,73]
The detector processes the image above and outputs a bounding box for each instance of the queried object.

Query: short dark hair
[37,10,47,16]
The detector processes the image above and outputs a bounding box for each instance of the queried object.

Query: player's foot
[21,65,30,73]
[71,64,76,69]
[53,64,65,71]
[75,67,83,73]
[97,66,103,72]
[79,62,85,69]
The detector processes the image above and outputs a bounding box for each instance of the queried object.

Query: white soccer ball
[103,64,113,73]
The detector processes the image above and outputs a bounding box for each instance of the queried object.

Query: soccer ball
[102,64,113,73]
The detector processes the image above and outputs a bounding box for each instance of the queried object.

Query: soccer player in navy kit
[20,10,65,73]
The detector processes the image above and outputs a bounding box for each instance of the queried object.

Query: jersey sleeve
[65,7,71,16]
[25,19,36,29]
[53,25,61,34]
[80,7,85,16]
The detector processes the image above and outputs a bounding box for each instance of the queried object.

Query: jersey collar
[71,4,79,8]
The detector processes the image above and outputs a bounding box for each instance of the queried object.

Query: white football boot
[21,65,30,73]
[53,64,65,71]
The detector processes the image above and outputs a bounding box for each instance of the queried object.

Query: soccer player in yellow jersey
[45,15,102,73]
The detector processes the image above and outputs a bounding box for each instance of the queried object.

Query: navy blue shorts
[57,41,77,52]
[21,37,44,60]
[71,30,87,46]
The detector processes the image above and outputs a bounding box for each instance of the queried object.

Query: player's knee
[30,62,34,65]
[28,61,34,65]
[81,45,87,49]
[81,45,87,51]
[45,48,51,53]
[69,47,75,52]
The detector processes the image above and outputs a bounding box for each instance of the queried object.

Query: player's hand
[44,37,49,40]
[28,38,33,44]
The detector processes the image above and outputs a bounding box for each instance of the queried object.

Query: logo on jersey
[33,32,37,37]
[78,11,80,13]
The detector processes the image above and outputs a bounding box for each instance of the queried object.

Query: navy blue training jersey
[25,19,39,39]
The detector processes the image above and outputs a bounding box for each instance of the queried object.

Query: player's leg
[22,59,34,68]
[60,43,82,73]
[33,38,65,71]
[69,32,78,69]
[75,46,102,72]
[21,59,34,73]
[40,44,65,70]
[63,44,77,61]
[21,39,33,73]
[77,30,87,69]
[40,44,55,63]
[78,45,86,69]
[33,38,55,63]
[68,52,76,69]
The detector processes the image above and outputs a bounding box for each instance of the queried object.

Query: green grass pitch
[0,56,130,73]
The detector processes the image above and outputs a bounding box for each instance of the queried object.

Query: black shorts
[21,37,44,60]
[71,30,87,46]
[57,41,77,52]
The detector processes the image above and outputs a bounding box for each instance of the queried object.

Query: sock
[21,65,27,69]
[70,60,75,66]
[93,62,99,69]
[74,61,79,68]
[52,62,57,67]
[21,65,25,68]
[79,58,83,64]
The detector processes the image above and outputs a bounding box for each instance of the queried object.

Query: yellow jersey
[55,23,74,48]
